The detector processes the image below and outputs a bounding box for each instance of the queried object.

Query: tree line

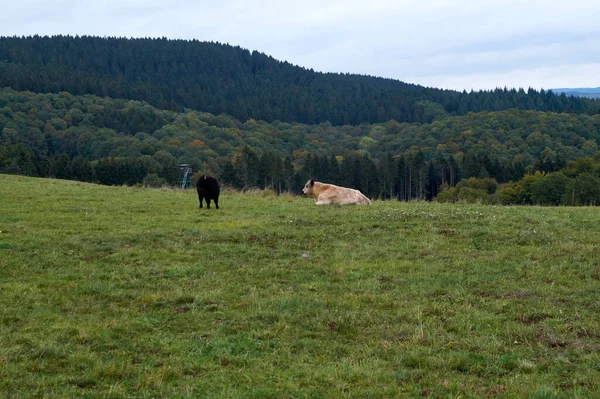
[435,153,600,206]
[5,138,600,206]
[1,35,598,126]
[2,88,600,205]
[217,147,600,206]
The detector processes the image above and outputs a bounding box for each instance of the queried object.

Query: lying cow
[197,175,220,209]
[302,180,371,205]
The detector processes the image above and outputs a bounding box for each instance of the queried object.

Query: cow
[196,175,220,209]
[302,180,371,205]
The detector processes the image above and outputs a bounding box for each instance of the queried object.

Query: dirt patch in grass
[475,290,533,300]
[515,313,553,325]
[537,326,569,348]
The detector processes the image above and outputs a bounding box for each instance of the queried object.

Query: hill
[0,35,597,125]
[2,88,600,199]
[1,174,599,397]
[551,87,600,99]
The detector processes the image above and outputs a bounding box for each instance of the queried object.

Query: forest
[1,35,599,126]
[2,88,600,205]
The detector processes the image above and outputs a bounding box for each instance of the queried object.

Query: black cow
[196,175,220,209]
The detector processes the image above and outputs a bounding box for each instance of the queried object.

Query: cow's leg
[206,198,211,209]
[214,196,219,209]
[199,196,204,208]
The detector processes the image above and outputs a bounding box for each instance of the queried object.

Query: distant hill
[550,87,600,99]
[0,35,597,125]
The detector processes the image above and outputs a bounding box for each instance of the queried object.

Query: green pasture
[0,174,599,398]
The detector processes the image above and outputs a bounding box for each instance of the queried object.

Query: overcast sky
[1,0,599,91]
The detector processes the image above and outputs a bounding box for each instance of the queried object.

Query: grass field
[1,174,599,398]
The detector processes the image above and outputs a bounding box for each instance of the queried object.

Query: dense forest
[1,35,598,126]
[2,88,600,205]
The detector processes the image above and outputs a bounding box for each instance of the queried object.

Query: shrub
[519,171,545,204]
[494,182,524,205]
[562,173,600,205]
[531,172,569,205]
[434,184,459,203]
[436,177,498,203]
[457,187,488,203]
[457,177,498,194]
[143,173,167,188]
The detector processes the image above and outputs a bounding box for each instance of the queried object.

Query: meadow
[0,174,599,398]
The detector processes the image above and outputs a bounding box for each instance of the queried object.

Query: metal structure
[178,164,192,189]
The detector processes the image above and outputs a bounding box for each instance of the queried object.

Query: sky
[1,0,599,92]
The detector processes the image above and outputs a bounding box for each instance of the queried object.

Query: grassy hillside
[1,174,599,398]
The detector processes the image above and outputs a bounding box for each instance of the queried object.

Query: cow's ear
[310,179,314,186]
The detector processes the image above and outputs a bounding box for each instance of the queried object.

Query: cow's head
[302,179,315,195]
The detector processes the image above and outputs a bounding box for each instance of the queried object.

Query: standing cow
[302,180,371,205]
[196,175,220,209]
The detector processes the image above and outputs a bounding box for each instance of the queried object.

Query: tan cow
[302,180,372,205]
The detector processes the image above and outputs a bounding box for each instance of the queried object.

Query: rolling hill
[550,87,600,99]
[1,87,600,201]
[0,35,597,125]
